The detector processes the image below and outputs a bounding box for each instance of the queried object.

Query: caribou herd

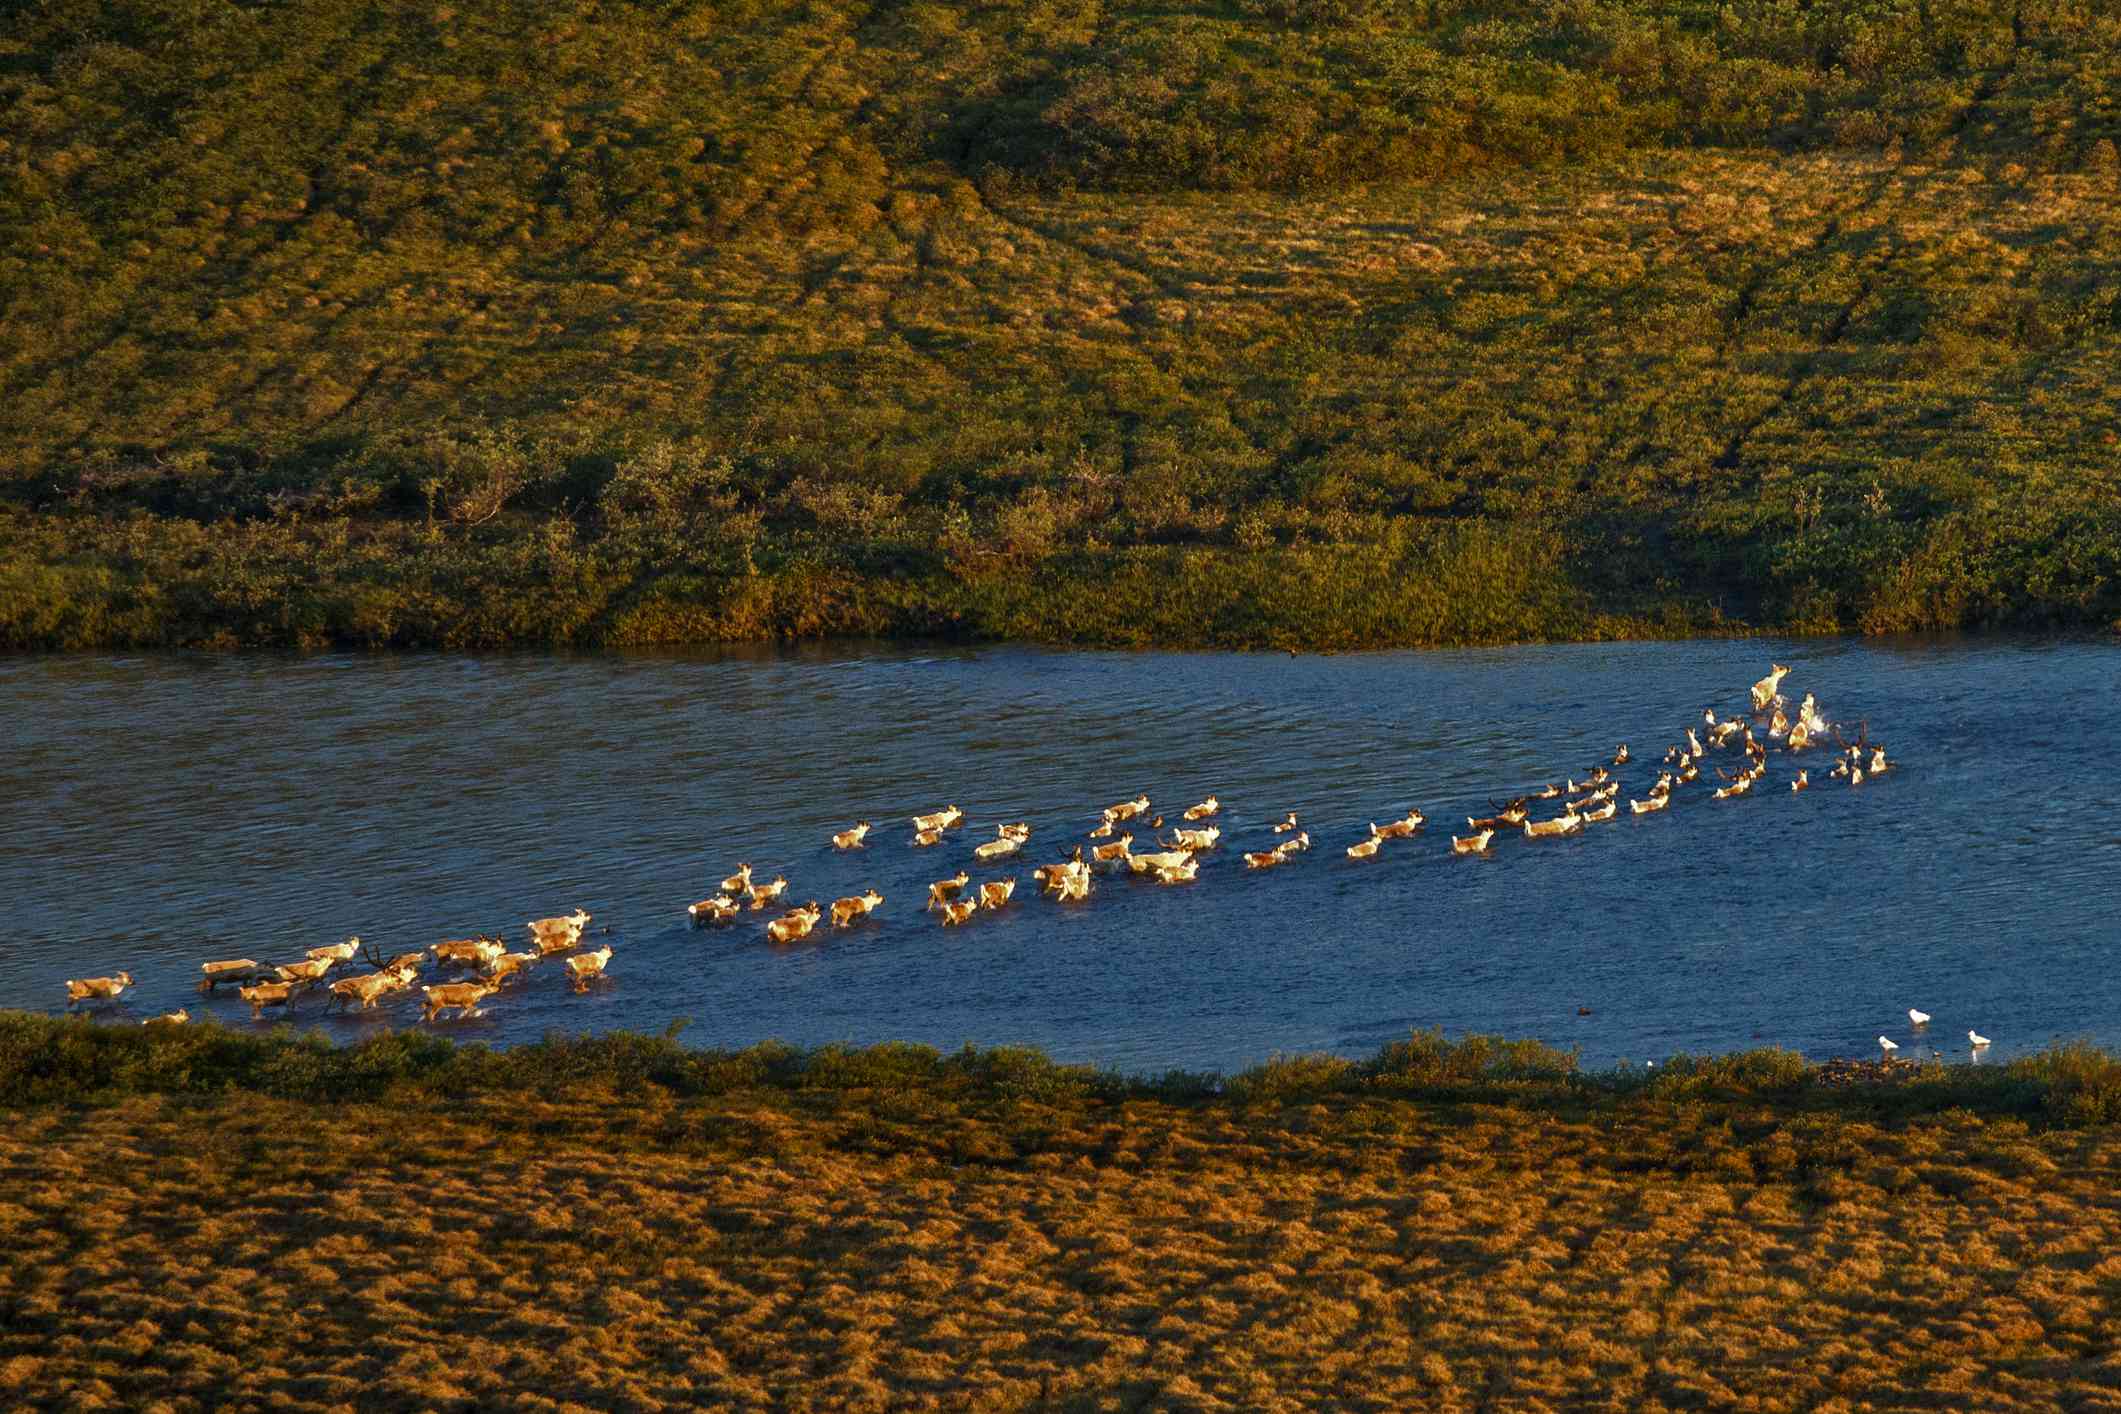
[62,665,1889,1029]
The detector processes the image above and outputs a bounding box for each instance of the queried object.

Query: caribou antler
[358,936,428,976]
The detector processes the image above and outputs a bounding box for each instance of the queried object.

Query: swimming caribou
[767,903,824,944]
[1451,829,1495,855]
[831,891,884,928]
[1751,664,1791,712]
[65,973,133,1006]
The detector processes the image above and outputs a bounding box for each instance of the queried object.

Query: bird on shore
[1878,1036,1899,1054]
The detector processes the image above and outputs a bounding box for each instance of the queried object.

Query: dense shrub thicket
[5,0,2121,648]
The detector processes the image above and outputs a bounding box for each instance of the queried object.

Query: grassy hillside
[5,0,2121,649]
[5,1018,2121,1407]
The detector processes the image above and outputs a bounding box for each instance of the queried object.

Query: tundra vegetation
[4,1015,2121,1406]
[3,0,2121,649]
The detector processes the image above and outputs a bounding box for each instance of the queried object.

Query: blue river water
[3,636,2115,1073]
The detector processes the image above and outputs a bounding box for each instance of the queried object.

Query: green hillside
[4,0,2120,649]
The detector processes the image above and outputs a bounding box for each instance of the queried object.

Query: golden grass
[5,1088,2120,1410]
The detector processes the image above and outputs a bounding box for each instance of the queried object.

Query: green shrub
[2013,1042,2121,1127]
[1227,1052,1360,1102]
[4,1016,2121,1129]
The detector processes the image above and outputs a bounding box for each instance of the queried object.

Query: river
[4,637,2115,1072]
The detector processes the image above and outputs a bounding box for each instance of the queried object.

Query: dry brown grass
[4,1088,2119,1410]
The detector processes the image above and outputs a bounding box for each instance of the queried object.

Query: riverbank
[13,1015,2121,1121]
[4,1020,2120,1408]
[7,506,2120,653]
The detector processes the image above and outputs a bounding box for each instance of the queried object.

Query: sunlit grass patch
[2,1021,2119,1408]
